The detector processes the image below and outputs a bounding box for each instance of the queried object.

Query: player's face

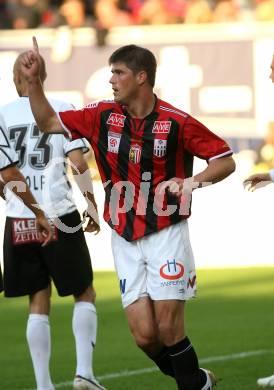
[270,56,274,83]
[109,62,139,104]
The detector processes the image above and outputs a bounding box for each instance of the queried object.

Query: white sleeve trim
[57,112,72,140]
[208,150,233,161]
[269,169,274,182]
[64,138,90,155]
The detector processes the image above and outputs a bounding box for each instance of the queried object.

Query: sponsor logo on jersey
[12,218,58,245]
[152,121,171,134]
[108,132,121,154]
[160,259,184,280]
[107,113,126,127]
[154,139,167,157]
[129,144,141,164]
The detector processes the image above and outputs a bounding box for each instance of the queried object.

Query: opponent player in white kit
[0,53,105,390]
[0,113,52,291]
[244,54,274,388]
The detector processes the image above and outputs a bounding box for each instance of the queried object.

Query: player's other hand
[159,177,193,198]
[20,36,41,81]
[36,213,53,246]
[82,210,100,234]
[243,172,272,191]
[167,177,184,197]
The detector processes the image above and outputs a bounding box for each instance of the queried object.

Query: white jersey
[0,114,18,171]
[0,97,89,218]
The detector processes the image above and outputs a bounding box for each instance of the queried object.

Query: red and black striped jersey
[59,96,232,241]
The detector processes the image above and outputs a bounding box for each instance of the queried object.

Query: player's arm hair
[68,149,99,223]
[68,148,90,173]
[28,78,63,134]
[193,155,235,186]
[1,165,44,217]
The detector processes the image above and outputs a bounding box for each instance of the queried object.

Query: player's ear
[137,70,147,85]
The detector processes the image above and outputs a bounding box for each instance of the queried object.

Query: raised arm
[20,37,63,134]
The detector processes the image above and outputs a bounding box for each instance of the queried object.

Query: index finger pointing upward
[32,36,39,54]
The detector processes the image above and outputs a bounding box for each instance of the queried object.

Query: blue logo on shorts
[120,279,126,294]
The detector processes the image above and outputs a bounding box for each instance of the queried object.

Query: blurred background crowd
[0,0,274,31]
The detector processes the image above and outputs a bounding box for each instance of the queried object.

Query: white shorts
[111,221,197,308]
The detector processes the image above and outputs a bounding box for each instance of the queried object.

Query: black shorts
[3,210,93,297]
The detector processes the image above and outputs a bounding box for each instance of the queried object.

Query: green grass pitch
[1,267,274,390]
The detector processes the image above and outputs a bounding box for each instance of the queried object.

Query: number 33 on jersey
[0,97,89,218]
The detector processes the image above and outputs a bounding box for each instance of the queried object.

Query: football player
[0,52,104,390]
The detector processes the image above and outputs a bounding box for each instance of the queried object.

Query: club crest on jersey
[129,144,141,164]
[107,113,126,127]
[152,121,171,134]
[108,132,121,154]
[154,139,167,157]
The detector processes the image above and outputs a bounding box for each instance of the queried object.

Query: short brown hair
[109,45,157,87]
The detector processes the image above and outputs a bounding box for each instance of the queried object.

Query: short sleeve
[58,105,97,142]
[63,137,90,156]
[183,116,232,161]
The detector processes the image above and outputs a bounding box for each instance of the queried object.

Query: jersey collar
[121,94,159,120]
